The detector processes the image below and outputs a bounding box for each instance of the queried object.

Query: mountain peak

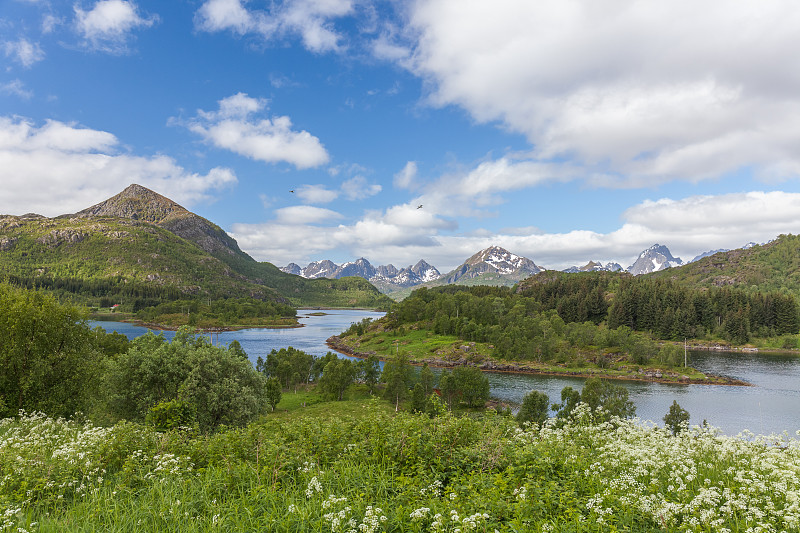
[628,244,683,275]
[447,245,541,283]
[76,183,189,225]
[75,184,244,259]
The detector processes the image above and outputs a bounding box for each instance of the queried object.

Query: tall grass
[2,406,799,532]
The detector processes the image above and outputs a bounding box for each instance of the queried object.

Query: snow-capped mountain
[302,259,339,279]
[562,261,623,273]
[336,258,377,279]
[442,246,542,284]
[627,244,683,275]
[280,257,441,292]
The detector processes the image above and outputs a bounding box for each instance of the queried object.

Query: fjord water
[93,309,800,437]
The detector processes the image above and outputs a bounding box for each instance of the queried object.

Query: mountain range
[2,183,792,308]
[281,258,441,293]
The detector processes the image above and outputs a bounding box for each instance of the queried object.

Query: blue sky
[3,0,800,272]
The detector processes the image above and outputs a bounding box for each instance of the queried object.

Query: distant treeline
[3,274,296,323]
[384,273,799,362]
[5,273,185,304]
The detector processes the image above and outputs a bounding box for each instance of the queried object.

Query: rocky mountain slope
[440,246,542,284]
[626,244,684,275]
[563,261,623,273]
[0,184,391,309]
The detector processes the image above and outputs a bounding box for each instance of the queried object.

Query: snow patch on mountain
[627,244,683,276]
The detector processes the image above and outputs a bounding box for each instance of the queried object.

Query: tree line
[378,273,800,366]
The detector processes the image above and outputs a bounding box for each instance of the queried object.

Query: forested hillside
[651,233,800,297]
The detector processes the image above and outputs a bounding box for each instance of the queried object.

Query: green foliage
[319,358,356,401]
[555,378,635,422]
[257,346,317,390]
[145,399,196,431]
[0,283,101,418]
[358,355,381,395]
[104,326,268,432]
[451,366,490,407]
[4,407,800,532]
[424,392,447,418]
[516,390,550,427]
[663,400,690,436]
[419,363,435,396]
[411,383,426,413]
[91,326,130,357]
[265,377,282,411]
[382,352,414,411]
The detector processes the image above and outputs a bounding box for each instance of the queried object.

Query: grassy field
[2,393,799,532]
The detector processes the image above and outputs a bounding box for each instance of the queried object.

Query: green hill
[649,234,800,297]
[0,185,391,310]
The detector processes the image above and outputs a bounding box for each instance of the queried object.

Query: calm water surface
[92,309,800,436]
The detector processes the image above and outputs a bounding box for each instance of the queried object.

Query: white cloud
[296,184,339,204]
[402,0,800,185]
[74,0,157,53]
[194,0,354,53]
[393,161,417,190]
[186,93,330,169]
[274,205,343,224]
[3,38,45,67]
[341,175,381,200]
[231,189,800,272]
[0,116,236,217]
[194,0,254,35]
[401,156,578,220]
[1,80,33,99]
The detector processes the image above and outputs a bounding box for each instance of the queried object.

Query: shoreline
[326,335,750,387]
[91,315,303,332]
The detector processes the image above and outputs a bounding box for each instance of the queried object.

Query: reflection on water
[92,311,800,436]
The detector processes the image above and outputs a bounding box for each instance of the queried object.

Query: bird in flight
[290,190,295,193]
[417,204,423,209]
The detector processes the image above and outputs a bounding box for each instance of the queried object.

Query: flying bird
[290,190,295,193]
[417,204,423,209]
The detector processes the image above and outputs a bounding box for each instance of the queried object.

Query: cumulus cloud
[3,38,45,67]
[341,175,381,200]
[0,116,236,216]
[185,93,330,169]
[195,0,354,53]
[295,184,339,204]
[74,0,157,53]
[274,205,343,224]
[402,0,800,186]
[291,177,382,204]
[231,189,800,272]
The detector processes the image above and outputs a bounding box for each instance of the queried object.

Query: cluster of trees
[381,275,800,367]
[605,278,799,343]
[515,377,636,427]
[0,282,276,431]
[256,344,490,412]
[104,328,269,431]
[134,297,295,326]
